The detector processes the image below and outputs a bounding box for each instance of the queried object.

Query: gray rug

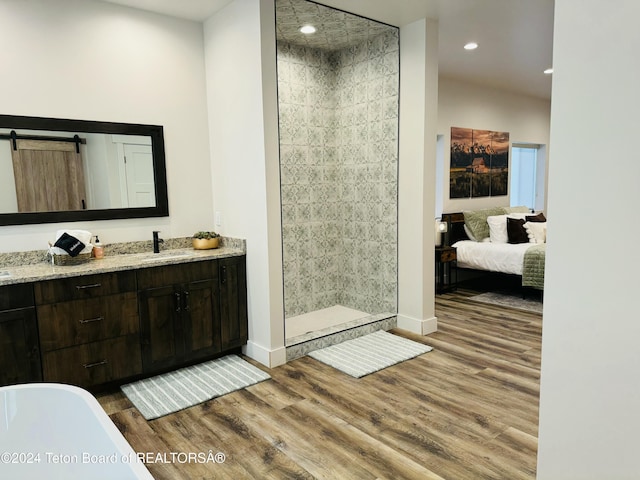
[308,330,433,378]
[121,355,270,420]
[471,291,543,314]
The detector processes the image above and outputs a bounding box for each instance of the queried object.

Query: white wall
[537,0,640,477]
[204,0,286,367]
[396,18,438,335]
[0,0,212,251]
[437,77,551,215]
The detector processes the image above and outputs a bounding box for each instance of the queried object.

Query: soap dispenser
[92,235,104,259]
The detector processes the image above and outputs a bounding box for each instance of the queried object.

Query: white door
[123,143,155,208]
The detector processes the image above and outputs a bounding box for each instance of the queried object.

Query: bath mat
[308,330,432,378]
[121,355,270,420]
[470,291,543,314]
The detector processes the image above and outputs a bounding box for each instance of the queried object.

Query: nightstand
[435,246,457,294]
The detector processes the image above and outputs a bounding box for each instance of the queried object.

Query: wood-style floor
[97,288,542,479]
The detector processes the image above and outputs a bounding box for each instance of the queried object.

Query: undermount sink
[141,251,194,262]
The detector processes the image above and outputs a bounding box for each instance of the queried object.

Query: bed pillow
[524,221,547,243]
[463,207,505,242]
[507,217,530,244]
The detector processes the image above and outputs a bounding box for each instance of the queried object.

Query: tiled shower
[276,0,399,342]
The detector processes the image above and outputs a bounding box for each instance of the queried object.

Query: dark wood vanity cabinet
[137,256,248,375]
[35,271,143,389]
[0,253,247,390]
[0,284,41,386]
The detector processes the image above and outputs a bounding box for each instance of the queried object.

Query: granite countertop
[0,245,246,287]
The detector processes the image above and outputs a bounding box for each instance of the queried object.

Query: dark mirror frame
[0,114,169,226]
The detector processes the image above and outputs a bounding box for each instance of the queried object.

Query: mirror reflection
[0,129,156,213]
[0,115,168,226]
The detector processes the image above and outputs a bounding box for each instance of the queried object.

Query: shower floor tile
[286,305,369,341]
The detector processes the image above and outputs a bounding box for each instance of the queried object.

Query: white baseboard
[243,341,287,368]
[396,314,438,335]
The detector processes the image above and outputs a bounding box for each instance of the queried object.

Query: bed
[442,208,546,290]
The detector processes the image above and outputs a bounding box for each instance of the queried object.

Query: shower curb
[285,315,397,361]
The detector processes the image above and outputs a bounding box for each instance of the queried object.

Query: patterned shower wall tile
[367,101,383,123]
[383,97,399,120]
[289,61,308,83]
[382,119,399,141]
[277,24,398,318]
[290,83,307,104]
[383,52,400,75]
[281,204,297,225]
[383,74,399,98]
[382,182,398,204]
[308,127,324,147]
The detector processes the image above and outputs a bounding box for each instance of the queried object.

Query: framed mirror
[0,114,169,226]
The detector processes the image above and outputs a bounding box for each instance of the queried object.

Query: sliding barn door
[11,139,87,212]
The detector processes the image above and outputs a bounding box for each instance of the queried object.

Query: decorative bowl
[192,237,220,250]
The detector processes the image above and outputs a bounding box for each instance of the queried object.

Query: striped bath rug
[308,330,433,378]
[121,355,270,420]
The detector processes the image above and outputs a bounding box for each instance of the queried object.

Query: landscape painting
[449,127,509,198]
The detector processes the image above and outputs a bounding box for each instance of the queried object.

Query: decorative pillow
[463,224,477,242]
[524,221,547,243]
[507,217,529,244]
[526,212,546,223]
[487,215,509,243]
[463,207,505,242]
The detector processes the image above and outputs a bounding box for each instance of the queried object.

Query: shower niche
[276,0,399,344]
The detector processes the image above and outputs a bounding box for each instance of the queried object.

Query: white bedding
[453,240,533,275]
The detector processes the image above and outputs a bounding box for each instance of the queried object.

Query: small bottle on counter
[92,235,104,259]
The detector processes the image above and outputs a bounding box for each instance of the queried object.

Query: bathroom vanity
[0,247,247,390]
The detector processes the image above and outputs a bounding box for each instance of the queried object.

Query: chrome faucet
[152,231,164,253]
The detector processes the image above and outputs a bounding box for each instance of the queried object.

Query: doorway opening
[511,143,546,211]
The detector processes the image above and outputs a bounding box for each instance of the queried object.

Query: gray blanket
[522,243,545,290]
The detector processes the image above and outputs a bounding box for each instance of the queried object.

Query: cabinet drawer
[41,335,142,388]
[437,249,456,263]
[137,260,217,290]
[37,292,139,352]
[35,271,136,304]
[0,283,34,310]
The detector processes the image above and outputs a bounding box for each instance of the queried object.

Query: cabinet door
[219,256,248,350]
[139,285,181,373]
[181,279,221,362]
[0,307,42,386]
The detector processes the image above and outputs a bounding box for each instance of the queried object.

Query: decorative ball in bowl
[192,231,221,250]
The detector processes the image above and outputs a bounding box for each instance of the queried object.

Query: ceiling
[99,0,554,100]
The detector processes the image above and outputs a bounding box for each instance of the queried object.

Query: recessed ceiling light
[544,68,554,75]
[464,42,478,50]
[300,25,316,34]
